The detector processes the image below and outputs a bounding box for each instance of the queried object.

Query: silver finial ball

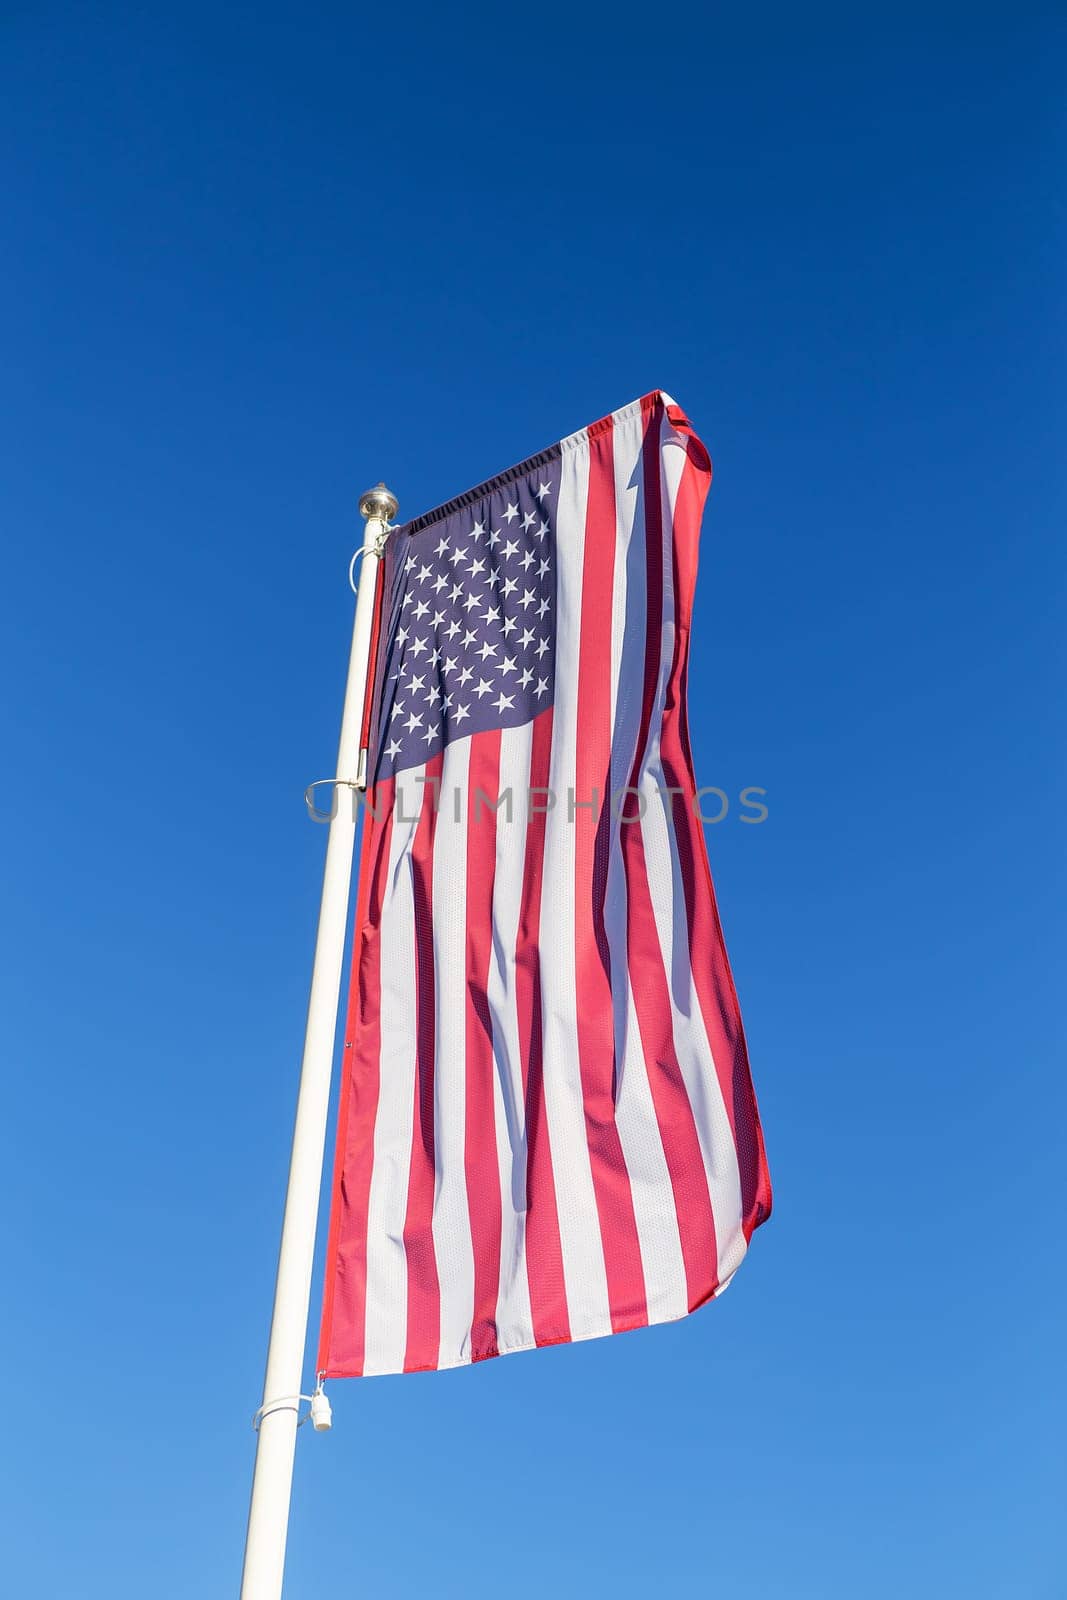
[359,482,399,524]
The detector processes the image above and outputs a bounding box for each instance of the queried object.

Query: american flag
[318,391,771,1377]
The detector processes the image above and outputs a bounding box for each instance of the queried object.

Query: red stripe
[514,707,570,1346]
[574,415,648,1332]
[465,730,505,1360]
[402,754,444,1371]
[317,778,395,1377]
[658,419,772,1242]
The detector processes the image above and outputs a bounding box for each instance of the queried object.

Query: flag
[317,391,771,1377]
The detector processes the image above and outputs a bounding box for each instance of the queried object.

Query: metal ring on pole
[251,1384,333,1434]
[348,543,375,595]
[303,775,369,817]
[348,512,396,594]
[252,1394,311,1431]
[303,776,362,805]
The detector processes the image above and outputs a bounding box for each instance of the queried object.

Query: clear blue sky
[1,5,1063,1596]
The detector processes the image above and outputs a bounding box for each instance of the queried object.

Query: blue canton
[374,468,559,779]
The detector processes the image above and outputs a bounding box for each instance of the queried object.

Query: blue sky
[1,4,1064,1596]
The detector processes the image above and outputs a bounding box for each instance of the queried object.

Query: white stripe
[486,721,536,1352]
[638,785,747,1288]
[430,737,476,1366]
[362,782,420,1375]
[605,400,689,1323]
[538,429,613,1336]
[640,412,746,1286]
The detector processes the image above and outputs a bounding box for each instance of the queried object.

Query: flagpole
[239,483,398,1600]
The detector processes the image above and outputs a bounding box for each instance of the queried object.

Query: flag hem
[399,390,670,538]
[321,1280,728,1379]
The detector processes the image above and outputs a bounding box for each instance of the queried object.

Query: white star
[458,665,473,685]
[446,619,461,638]
[390,701,405,719]
[502,538,519,559]
[443,693,453,710]
[519,667,533,688]
[522,511,536,530]
[416,564,432,583]
[435,537,449,557]
[410,635,428,656]
[386,738,402,759]
[503,502,519,523]
[519,588,536,610]
[537,597,551,618]
[502,616,517,636]
[487,528,502,549]
[409,673,426,695]
[429,647,442,667]
[487,568,501,588]
[535,482,551,503]
[499,656,517,676]
[482,604,500,624]
[535,637,549,658]
[478,640,498,660]
[405,711,423,732]
[494,692,515,712]
[396,625,410,645]
[474,677,493,698]
[422,722,438,743]
[501,576,518,598]
[444,656,458,673]
[534,520,549,541]
[468,556,486,577]
[449,583,463,602]
[535,677,549,697]
[433,573,448,593]
[470,520,485,541]
[461,629,477,648]
[463,591,481,612]
[453,702,470,724]
[538,558,551,577]
[412,599,429,620]
[520,550,535,570]
[402,593,413,609]
[428,684,441,704]
[431,609,445,627]
[405,555,417,572]
[519,627,535,648]
[450,546,468,565]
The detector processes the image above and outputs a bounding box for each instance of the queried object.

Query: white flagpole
[239,483,398,1600]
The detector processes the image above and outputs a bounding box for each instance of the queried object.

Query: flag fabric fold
[318,390,771,1377]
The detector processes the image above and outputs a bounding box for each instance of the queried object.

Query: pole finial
[359,482,399,524]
